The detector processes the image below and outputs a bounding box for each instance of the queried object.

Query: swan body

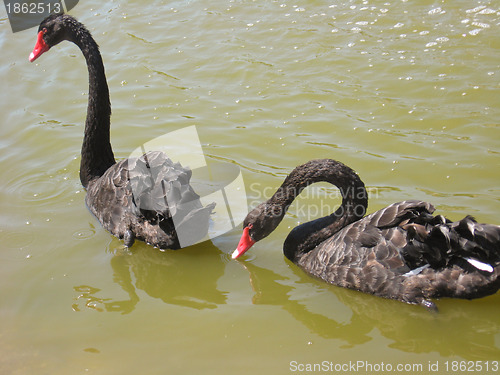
[234,159,500,309]
[86,151,215,249]
[30,14,214,249]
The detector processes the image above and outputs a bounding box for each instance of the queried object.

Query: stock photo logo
[4,0,79,32]
[127,125,248,249]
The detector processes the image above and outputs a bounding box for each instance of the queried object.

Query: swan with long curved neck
[234,159,500,309]
[30,14,214,249]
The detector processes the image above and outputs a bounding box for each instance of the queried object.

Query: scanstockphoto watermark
[289,360,500,373]
[290,360,426,373]
[249,183,373,203]
[248,182,377,220]
[3,0,79,33]
[128,126,248,249]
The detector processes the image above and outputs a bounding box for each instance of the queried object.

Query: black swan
[29,14,214,249]
[233,159,500,309]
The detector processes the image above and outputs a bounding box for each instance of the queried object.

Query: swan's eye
[42,27,47,34]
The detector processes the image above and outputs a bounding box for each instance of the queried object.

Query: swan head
[232,201,285,259]
[29,14,79,62]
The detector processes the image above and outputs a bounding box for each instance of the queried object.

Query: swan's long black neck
[68,18,115,188]
[268,159,368,262]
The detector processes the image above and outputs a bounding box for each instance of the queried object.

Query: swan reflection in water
[239,260,500,360]
[73,241,228,314]
[73,240,500,360]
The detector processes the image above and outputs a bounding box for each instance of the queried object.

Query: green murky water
[1,1,499,374]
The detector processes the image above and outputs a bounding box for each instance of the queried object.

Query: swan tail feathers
[402,218,500,302]
[401,213,500,272]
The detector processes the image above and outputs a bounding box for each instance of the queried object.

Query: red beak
[29,31,49,62]
[232,226,256,259]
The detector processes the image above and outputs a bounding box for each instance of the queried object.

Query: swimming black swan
[233,159,500,309]
[29,14,214,249]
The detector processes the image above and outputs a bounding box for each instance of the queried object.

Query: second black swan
[233,159,500,309]
[29,14,214,249]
